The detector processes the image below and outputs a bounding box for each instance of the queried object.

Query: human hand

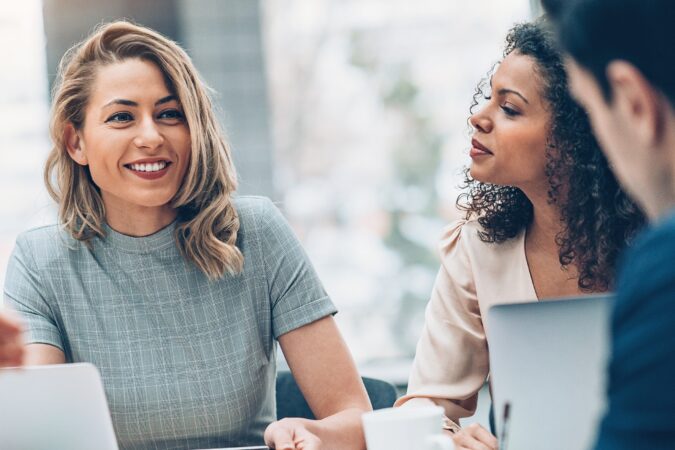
[264,418,322,450]
[0,310,24,367]
[452,423,498,450]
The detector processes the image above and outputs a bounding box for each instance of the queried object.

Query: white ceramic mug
[362,406,455,450]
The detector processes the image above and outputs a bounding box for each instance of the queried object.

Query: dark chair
[276,370,398,420]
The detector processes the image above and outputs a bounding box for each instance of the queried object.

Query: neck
[637,117,675,221]
[522,185,563,251]
[652,119,675,220]
[104,199,177,237]
[644,184,675,221]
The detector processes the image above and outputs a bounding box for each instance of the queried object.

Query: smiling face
[469,51,552,194]
[65,58,191,225]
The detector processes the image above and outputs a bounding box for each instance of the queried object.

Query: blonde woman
[3,21,370,450]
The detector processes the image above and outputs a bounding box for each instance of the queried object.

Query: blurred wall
[42,0,275,198]
[178,0,274,197]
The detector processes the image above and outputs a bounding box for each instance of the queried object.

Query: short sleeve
[3,235,64,351]
[258,199,337,339]
[395,220,489,424]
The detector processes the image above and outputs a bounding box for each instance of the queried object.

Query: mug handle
[425,434,455,450]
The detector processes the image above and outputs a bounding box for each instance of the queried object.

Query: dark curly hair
[457,20,645,292]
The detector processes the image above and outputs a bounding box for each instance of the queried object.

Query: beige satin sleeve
[395,220,489,425]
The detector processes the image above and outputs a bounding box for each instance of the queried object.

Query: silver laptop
[0,363,271,450]
[0,363,119,450]
[487,295,612,450]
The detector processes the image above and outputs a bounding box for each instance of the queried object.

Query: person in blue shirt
[542,0,675,448]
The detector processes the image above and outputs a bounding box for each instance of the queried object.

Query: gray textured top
[3,196,336,450]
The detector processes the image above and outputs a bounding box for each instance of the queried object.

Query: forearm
[397,396,467,430]
[398,397,462,434]
[24,343,66,365]
[299,407,368,450]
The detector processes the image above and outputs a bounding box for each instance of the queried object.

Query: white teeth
[129,161,168,172]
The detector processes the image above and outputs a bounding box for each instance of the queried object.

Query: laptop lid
[0,362,118,450]
[486,295,612,450]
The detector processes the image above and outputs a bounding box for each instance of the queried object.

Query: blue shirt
[595,210,675,449]
[4,196,337,450]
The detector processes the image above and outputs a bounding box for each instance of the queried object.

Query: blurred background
[0,0,541,420]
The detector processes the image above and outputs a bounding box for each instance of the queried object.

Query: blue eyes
[105,109,184,124]
[158,109,184,120]
[107,112,134,123]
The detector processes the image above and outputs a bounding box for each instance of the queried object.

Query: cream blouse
[395,218,538,425]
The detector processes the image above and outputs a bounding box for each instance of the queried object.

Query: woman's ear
[64,123,88,165]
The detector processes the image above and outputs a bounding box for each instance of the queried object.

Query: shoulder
[234,195,274,218]
[14,224,78,258]
[233,196,295,252]
[603,215,675,435]
[437,219,482,277]
[616,212,675,300]
[631,212,675,253]
[619,213,675,277]
[439,217,515,260]
[233,195,286,234]
[439,218,481,248]
[7,224,82,280]
[438,217,526,288]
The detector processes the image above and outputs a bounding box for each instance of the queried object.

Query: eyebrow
[488,77,530,105]
[496,88,529,104]
[102,95,177,109]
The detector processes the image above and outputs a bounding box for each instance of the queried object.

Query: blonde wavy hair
[46,20,244,279]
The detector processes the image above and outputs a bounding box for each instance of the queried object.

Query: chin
[144,200,176,210]
[132,193,177,209]
[469,166,492,184]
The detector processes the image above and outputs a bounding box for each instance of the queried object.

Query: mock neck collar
[102,221,177,253]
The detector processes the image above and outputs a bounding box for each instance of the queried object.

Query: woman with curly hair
[394,20,645,450]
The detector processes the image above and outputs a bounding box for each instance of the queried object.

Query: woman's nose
[133,117,164,150]
[469,106,493,134]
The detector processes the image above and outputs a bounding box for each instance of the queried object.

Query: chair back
[276,370,398,420]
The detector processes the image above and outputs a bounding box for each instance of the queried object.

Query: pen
[500,402,511,450]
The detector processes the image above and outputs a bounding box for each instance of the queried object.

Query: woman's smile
[124,157,173,180]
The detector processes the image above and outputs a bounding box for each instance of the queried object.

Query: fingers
[452,433,491,450]
[264,420,299,450]
[265,432,312,449]
[452,423,498,450]
[0,312,24,367]
[0,311,22,337]
[468,423,498,448]
[264,419,322,450]
[292,431,321,450]
[0,341,25,367]
[265,425,295,450]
